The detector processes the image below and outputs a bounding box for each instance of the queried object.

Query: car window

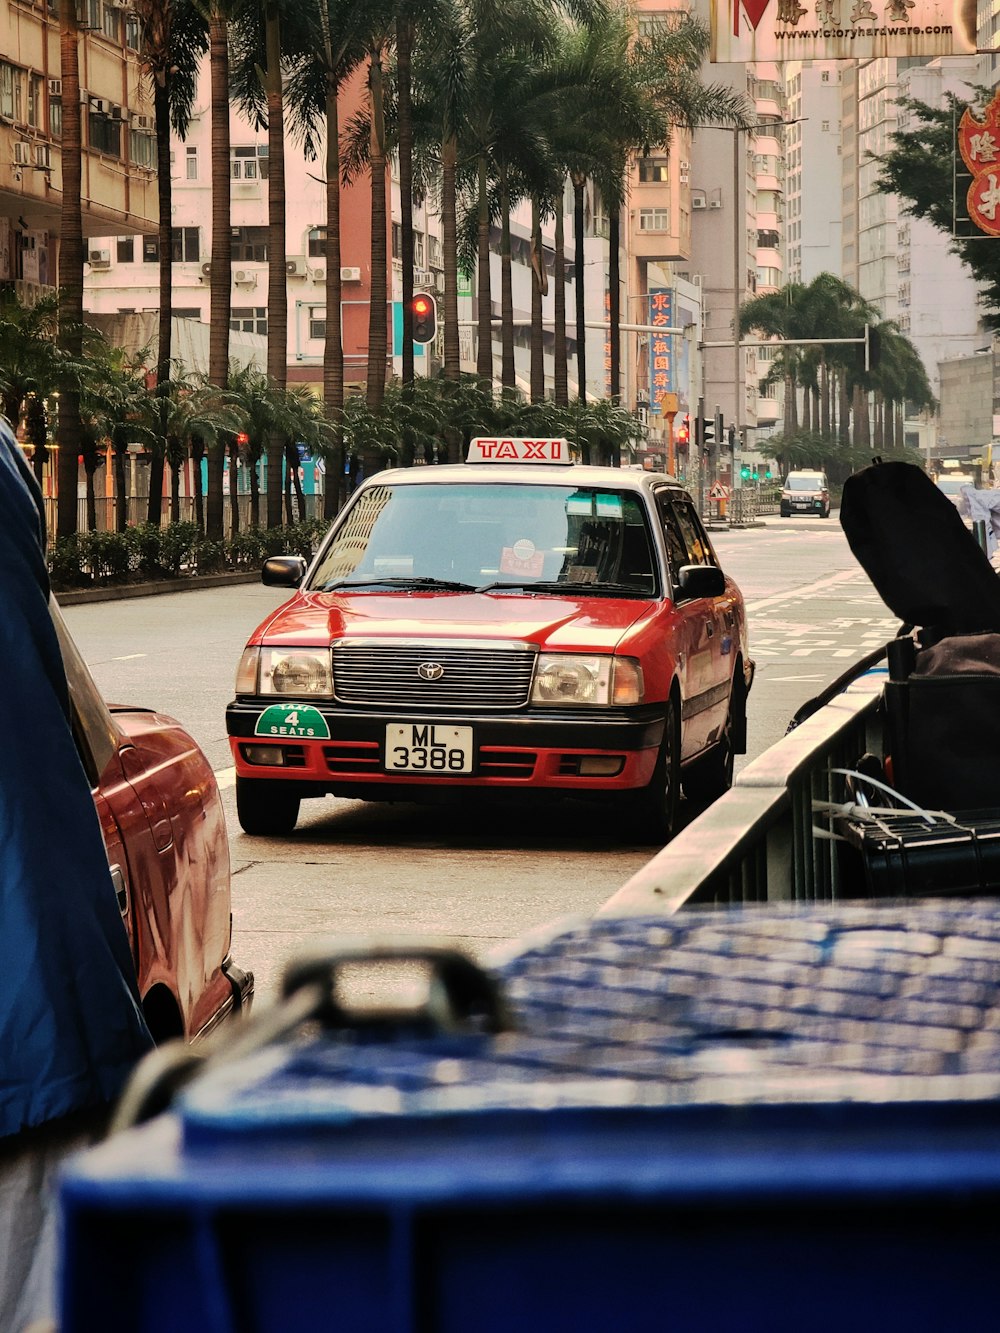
[309,483,659,593]
[672,499,715,566]
[787,475,825,490]
[49,598,119,787]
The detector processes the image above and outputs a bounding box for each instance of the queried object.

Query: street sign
[708,482,729,500]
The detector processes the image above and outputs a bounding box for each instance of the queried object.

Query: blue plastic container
[59,909,1000,1331]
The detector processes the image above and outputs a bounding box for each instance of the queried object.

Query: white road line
[113,653,147,661]
[215,767,236,790]
[746,568,861,614]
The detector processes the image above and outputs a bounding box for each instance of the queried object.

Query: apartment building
[0,0,155,305]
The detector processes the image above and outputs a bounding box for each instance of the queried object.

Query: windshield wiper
[476,580,653,597]
[321,577,479,592]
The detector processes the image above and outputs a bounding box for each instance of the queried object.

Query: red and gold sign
[959,94,1000,238]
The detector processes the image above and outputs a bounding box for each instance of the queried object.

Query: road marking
[746,567,860,614]
[113,653,146,661]
[215,767,236,790]
[769,674,825,681]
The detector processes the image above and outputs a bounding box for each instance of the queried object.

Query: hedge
[48,518,331,591]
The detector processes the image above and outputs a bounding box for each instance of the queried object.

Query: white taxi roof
[364,461,687,495]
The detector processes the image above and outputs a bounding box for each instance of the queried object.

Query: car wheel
[780,505,789,517]
[683,676,742,808]
[622,696,680,846]
[236,777,301,836]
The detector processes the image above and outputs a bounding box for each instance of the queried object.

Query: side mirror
[675,563,725,601]
[262,555,307,588]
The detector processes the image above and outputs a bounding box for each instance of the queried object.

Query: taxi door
[654,492,731,758]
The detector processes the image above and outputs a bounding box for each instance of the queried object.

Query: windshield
[786,475,824,491]
[308,482,660,596]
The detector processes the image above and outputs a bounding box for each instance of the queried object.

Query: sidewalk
[54,570,260,607]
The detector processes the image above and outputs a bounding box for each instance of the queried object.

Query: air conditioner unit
[89,248,111,268]
[201,261,212,277]
[285,256,307,277]
[233,269,257,287]
[310,266,326,283]
[709,200,722,210]
[48,79,62,97]
[131,113,152,130]
[415,269,433,287]
[13,142,31,166]
[691,197,707,210]
[110,104,123,120]
[340,266,361,282]
[89,99,109,115]
[34,144,50,169]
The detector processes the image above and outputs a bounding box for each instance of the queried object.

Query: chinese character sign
[959,95,1000,238]
[648,289,675,416]
[711,0,975,62]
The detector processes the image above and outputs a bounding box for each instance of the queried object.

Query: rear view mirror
[676,563,725,600]
[262,555,307,588]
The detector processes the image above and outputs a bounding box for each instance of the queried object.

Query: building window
[821,70,830,81]
[89,111,122,158]
[173,308,201,320]
[757,228,780,249]
[231,226,268,262]
[230,145,269,179]
[638,208,668,232]
[130,130,155,169]
[171,227,199,262]
[391,222,401,259]
[308,226,327,258]
[429,235,442,268]
[116,237,134,263]
[0,63,23,122]
[142,234,159,262]
[186,146,198,179]
[103,4,121,41]
[27,74,42,129]
[49,95,61,137]
[414,232,425,267]
[87,0,101,30]
[125,13,140,48]
[638,157,669,183]
[231,306,267,335]
[308,309,326,339]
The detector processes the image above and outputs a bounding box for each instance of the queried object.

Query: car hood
[255,589,657,653]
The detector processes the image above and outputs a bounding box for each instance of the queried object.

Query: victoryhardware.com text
[774,24,952,35]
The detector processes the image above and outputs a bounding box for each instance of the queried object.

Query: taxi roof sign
[466,437,572,465]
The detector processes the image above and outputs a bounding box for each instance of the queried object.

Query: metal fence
[599,663,887,918]
[45,493,325,541]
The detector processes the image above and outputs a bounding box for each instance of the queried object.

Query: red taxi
[52,599,253,1041]
[227,439,754,844]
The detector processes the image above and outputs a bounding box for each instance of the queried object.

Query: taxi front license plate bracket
[385,723,474,774]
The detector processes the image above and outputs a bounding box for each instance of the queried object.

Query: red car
[52,599,253,1042]
[227,439,754,844]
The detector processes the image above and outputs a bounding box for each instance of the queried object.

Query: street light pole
[732,127,742,493]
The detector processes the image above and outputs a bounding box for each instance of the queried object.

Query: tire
[622,696,680,846]
[683,677,742,808]
[780,505,790,518]
[236,777,301,836]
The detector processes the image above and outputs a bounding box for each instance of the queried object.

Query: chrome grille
[333,640,537,710]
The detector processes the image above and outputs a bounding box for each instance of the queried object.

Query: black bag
[840,461,1000,814]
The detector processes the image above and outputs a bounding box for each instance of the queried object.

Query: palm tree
[80,347,159,531]
[231,0,319,527]
[132,0,207,525]
[0,291,63,487]
[57,0,85,538]
[161,377,246,523]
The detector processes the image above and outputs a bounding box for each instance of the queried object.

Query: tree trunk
[323,82,344,519]
[228,438,241,535]
[169,451,180,524]
[441,134,460,385]
[554,202,567,407]
[529,200,544,403]
[57,0,84,539]
[192,438,205,532]
[397,14,415,387]
[365,46,388,417]
[151,75,173,526]
[85,462,97,531]
[249,449,260,527]
[499,169,514,395]
[114,445,127,531]
[206,6,232,541]
[572,175,586,403]
[609,204,621,416]
[265,5,288,530]
[476,153,492,382]
[820,356,831,436]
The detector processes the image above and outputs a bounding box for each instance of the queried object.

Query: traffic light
[740,463,751,481]
[410,293,437,344]
[701,416,716,447]
[675,415,690,450]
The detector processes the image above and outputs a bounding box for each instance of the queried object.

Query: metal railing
[599,665,887,918]
[44,494,324,541]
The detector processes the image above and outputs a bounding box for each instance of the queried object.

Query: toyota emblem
[417,661,445,682]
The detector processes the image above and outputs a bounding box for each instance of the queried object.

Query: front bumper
[226,700,665,796]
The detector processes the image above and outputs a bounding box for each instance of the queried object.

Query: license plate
[385,724,474,774]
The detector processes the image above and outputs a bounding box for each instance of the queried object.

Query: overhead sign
[958,94,1000,238]
[466,438,573,465]
[711,0,975,62]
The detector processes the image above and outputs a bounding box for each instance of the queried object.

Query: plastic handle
[281,940,513,1034]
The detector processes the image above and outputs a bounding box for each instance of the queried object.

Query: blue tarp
[0,419,152,1139]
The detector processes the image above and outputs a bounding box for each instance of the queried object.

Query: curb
[53,570,261,607]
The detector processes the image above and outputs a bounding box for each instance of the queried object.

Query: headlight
[235,646,260,693]
[258,647,333,697]
[531,655,643,706]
